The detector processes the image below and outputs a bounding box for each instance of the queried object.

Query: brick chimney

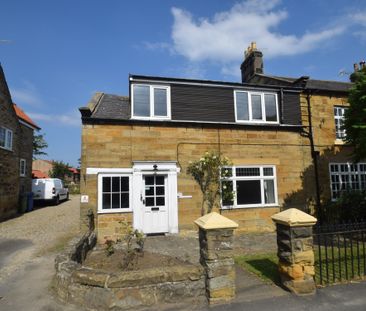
[240,42,263,83]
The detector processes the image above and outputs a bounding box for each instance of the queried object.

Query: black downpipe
[306,91,322,222]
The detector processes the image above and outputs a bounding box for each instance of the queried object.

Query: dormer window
[234,90,279,123]
[132,84,171,120]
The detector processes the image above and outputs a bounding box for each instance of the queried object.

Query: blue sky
[1,0,365,167]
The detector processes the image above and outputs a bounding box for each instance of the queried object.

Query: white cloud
[171,1,345,61]
[28,111,80,127]
[168,0,346,76]
[11,81,43,107]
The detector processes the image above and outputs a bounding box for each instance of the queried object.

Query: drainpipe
[305,91,322,223]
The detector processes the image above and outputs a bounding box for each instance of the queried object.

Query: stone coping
[271,208,317,227]
[195,212,239,230]
[72,264,204,288]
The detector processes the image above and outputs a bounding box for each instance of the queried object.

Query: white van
[32,178,69,205]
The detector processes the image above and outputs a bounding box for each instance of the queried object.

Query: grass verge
[235,252,280,285]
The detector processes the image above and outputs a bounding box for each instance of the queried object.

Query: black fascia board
[129,74,302,93]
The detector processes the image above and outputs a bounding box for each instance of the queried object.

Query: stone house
[79,45,355,242]
[0,64,40,220]
[32,159,80,184]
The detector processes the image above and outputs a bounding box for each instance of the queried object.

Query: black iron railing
[313,221,366,285]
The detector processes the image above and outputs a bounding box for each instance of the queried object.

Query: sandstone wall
[81,123,314,240]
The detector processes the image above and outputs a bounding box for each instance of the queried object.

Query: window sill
[131,116,171,121]
[0,146,13,152]
[221,204,279,210]
[97,209,133,214]
[235,121,279,125]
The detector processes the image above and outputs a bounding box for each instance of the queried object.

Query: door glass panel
[236,180,261,205]
[155,176,164,185]
[145,176,154,185]
[251,94,262,120]
[145,186,154,195]
[146,197,154,207]
[156,197,165,206]
[156,186,164,195]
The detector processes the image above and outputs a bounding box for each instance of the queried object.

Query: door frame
[132,161,179,234]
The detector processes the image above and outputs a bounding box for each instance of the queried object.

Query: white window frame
[131,84,171,120]
[0,126,13,151]
[221,165,278,209]
[20,159,26,177]
[334,106,348,140]
[97,173,132,213]
[329,162,366,201]
[234,90,279,124]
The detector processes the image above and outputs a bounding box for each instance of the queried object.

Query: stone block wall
[0,94,21,220]
[80,123,314,238]
[18,124,34,194]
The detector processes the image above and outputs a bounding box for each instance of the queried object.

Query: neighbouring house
[79,44,355,242]
[32,159,80,184]
[0,64,40,220]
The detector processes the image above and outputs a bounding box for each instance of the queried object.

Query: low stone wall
[53,231,206,310]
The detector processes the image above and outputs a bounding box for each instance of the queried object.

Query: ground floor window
[329,163,366,200]
[221,165,278,209]
[98,174,132,212]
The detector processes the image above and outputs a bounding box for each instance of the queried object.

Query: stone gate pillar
[271,208,317,295]
[195,212,238,305]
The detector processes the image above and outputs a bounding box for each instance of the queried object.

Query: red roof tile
[13,103,40,130]
[32,170,49,178]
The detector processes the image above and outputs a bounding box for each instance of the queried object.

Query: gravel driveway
[0,195,80,281]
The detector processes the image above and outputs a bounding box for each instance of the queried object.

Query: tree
[33,132,48,159]
[187,151,233,216]
[49,160,72,181]
[344,66,366,161]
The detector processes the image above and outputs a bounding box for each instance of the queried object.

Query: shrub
[187,151,233,216]
[322,190,366,223]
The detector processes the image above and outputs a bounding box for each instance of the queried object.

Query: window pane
[264,94,277,122]
[236,92,249,120]
[0,128,5,147]
[146,197,154,207]
[236,167,260,176]
[222,180,233,206]
[145,176,154,185]
[156,176,164,185]
[112,177,120,192]
[103,177,111,192]
[263,167,273,176]
[121,193,129,208]
[154,88,167,116]
[236,180,261,205]
[121,177,129,192]
[112,193,120,209]
[264,180,275,204]
[156,197,165,206]
[133,85,150,117]
[102,194,111,209]
[6,130,12,149]
[251,94,262,120]
[156,186,164,195]
[145,185,154,196]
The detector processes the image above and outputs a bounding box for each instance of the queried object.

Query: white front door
[142,174,169,234]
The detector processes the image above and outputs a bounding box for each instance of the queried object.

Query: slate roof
[91,93,130,120]
[251,74,352,93]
